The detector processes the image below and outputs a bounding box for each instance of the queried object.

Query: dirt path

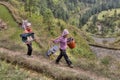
[0,47,110,80]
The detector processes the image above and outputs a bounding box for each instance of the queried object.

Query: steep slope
[0,1,120,80]
[0,1,94,59]
[0,47,110,80]
[0,60,53,80]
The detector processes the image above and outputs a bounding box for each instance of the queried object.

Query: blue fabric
[20,33,34,42]
[46,45,59,56]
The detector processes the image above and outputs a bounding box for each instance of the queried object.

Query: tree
[114,9,117,18]
[92,15,97,25]
[43,9,54,31]
[87,23,97,34]
[79,0,120,26]
[24,0,39,17]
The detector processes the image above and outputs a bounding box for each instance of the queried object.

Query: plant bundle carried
[46,41,59,57]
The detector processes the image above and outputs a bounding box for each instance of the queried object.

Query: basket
[67,37,76,49]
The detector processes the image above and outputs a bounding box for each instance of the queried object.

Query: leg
[56,50,63,64]
[63,51,72,66]
[27,43,32,56]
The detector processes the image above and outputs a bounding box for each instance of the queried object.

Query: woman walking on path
[52,29,73,68]
[24,23,33,56]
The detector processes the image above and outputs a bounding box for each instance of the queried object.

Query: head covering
[62,29,69,36]
[22,20,28,29]
[26,22,31,27]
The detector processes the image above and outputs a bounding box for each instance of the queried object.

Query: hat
[26,23,31,27]
[62,29,69,36]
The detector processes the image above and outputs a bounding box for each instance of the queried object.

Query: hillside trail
[0,47,110,80]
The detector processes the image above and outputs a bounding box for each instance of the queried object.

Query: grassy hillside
[0,60,53,80]
[1,2,120,80]
[0,2,96,80]
[0,2,94,59]
[0,5,23,50]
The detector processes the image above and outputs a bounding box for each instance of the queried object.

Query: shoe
[55,62,59,64]
[68,64,73,68]
[27,55,33,58]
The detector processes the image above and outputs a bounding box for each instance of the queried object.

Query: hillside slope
[0,60,53,80]
[0,47,110,80]
[0,1,94,59]
[0,1,120,80]
[7,0,120,28]
[82,8,120,37]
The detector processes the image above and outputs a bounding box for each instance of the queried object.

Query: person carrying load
[52,29,75,68]
[20,23,35,56]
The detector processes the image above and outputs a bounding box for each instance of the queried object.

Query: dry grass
[0,60,53,80]
[74,56,120,80]
[0,49,93,80]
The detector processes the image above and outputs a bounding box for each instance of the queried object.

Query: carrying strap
[48,40,54,49]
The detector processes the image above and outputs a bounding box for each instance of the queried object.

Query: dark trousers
[27,43,32,56]
[56,49,72,65]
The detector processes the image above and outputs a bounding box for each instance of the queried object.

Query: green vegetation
[79,0,120,26]
[101,56,112,66]
[83,8,120,37]
[0,60,52,80]
[98,9,120,20]
[1,0,120,80]
[0,4,24,51]
[0,1,94,59]
[0,3,96,80]
[5,0,120,37]
[6,0,120,28]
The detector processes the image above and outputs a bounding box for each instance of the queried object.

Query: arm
[52,36,61,44]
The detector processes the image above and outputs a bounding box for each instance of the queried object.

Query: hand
[34,38,37,41]
[25,41,31,44]
[51,39,54,43]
